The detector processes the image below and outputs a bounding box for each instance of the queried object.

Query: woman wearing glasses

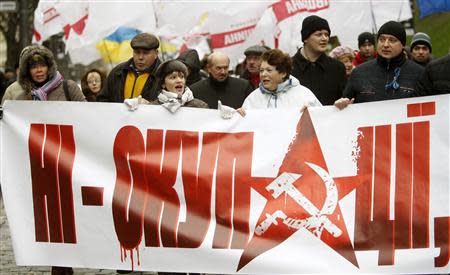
[81,69,106,102]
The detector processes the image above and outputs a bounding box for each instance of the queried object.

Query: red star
[238,109,363,271]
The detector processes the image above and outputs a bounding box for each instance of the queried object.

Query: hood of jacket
[177,49,201,73]
[18,45,57,93]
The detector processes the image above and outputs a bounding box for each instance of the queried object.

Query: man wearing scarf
[2,45,85,104]
[335,21,424,108]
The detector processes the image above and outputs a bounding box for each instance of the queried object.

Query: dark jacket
[291,50,347,105]
[97,58,161,102]
[415,54,450,96]
[190,76,253,109]
[343,53,424,103]
[177,49,206,87]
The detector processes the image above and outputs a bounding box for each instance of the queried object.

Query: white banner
[1,97,449,274]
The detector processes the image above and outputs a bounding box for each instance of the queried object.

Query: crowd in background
[0,14,449,275]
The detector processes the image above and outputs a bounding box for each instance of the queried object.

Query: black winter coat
[343,53,424,103]
[190,76,253,109]
[291,50,346,105]
[97,58,161,103]
[415,54,450,96]
[177,49,206,87]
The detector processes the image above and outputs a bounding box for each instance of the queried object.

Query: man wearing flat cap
[410,32,433,67]
[97,32,162,102]
[353,32,377,66]
[240,45,268,89]
[335,21,424,108]
[291,15,347,105]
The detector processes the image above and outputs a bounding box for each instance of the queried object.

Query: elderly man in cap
[97,32,161,102]
[240,45,267,89]
[410,32,433,67]
[353,32,377,66]
[335,21,424,108]
[291,15,347,105]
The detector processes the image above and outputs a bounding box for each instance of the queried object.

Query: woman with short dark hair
[240,49,321,112]
[149,59,208,112]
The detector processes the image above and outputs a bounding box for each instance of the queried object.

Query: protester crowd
[1,15,450,275]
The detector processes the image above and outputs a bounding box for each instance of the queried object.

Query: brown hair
[80,68,106,102]
[261,49,292,75]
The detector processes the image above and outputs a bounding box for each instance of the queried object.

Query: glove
[218,100,236,119]
[124,96,149,111]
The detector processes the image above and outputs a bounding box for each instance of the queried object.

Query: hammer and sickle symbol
[259,162,342,238]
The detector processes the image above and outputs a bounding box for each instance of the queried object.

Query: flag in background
[417,0,450,18]
[96,27,141,64]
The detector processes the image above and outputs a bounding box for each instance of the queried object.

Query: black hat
[410,32,432,53]
[377,21,406,46]
[244,45,267,56]
[358,32,376,48]
[301,15,330,42]
[130,33,159,50]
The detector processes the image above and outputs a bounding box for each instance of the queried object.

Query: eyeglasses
[87,80,101,84]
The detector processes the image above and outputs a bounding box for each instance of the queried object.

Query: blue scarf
[259,78,293,108]
[385,67,401,91]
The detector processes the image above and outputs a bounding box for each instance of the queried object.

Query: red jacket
[353,51,377,66]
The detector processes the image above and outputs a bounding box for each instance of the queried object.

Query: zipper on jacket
[385,62,391,86]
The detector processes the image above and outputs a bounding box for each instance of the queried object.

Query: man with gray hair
[190,52,253,109]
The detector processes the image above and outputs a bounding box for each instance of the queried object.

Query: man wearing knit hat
[291,15,347,105]
[97,32,162,103]
[353,32,377,66]
[410,32,433,67]
[335,21,424,108]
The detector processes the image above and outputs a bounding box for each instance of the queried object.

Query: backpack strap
[63,80,71,101]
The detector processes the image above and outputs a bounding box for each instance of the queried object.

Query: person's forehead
[378,34,397,39]
[212,58,229,66]
[360,41,374,47]
[166,71,184,76]
[87,72,100,77]
[312,29,329,34]
[246,54,261,59]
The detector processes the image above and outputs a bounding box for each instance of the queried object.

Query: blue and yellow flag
[96,27,141,64]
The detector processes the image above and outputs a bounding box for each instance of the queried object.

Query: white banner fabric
[0,97,449,274]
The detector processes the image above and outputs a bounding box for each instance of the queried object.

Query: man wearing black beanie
[291,15,346,106]
[353,32,377,66]
[335,21,424,108]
